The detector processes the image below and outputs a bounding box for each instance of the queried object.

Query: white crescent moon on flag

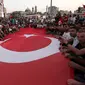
[0,34,60,63]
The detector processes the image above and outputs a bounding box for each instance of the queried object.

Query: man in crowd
[59,30,85,85]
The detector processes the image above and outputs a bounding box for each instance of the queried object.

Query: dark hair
[69,26,77,31]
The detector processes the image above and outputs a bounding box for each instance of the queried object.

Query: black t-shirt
[71,43,85,67]
[75,43,85,59]
[71,43,85,82]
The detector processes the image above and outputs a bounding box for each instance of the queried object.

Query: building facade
[0,0,7,17]
[48,6,59,18]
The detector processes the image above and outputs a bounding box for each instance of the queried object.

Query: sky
[4,0,85,13]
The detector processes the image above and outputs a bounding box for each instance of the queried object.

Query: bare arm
[58,37,85,55]
[67,44,85,55]
[69,61,85,73]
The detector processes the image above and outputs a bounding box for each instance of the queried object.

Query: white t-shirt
[72,37,79,47]
[62,32,71,40]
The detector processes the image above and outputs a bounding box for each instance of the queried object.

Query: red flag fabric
[0,28,74,85]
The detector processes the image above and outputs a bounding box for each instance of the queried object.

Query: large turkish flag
[0,28,73,85]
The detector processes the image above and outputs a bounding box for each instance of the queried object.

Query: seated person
[11,26,19,32]
[62,25,71,40]
[68,27,79,47]
[62,26,79,47]
[2,24,10,35]
[0,25,5,40]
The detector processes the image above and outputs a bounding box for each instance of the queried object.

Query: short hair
[69,26,77,31]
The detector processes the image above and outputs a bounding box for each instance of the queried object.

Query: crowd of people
[0,16,48,40]
[0,17,29,40]
[53,13,85,85]
[0,13,85,85]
